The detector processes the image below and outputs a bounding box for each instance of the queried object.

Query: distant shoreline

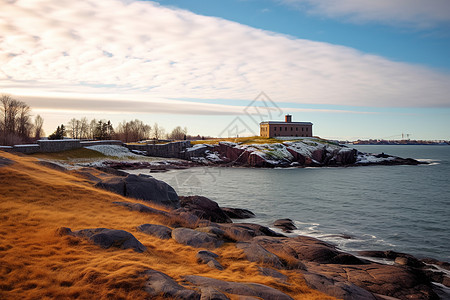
[344,140,450,145]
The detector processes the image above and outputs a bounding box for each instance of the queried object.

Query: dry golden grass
[0,151,335,300]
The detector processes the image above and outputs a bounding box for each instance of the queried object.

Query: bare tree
[89,119,97,139]
[116,119,151,142]
[0,94,33,145]
[34,115,44,140]
[152,122,166,141]
[79,117,89,139]
[168,126,187,140]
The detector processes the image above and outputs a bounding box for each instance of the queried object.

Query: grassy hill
[0,151,333,299]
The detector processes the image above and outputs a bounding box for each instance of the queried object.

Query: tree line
[1,94,197,146]
[56,117,187,142]
[1,95,44,146]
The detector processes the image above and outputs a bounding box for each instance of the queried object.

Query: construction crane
[382,133,412,140]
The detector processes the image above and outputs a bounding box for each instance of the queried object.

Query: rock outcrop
[184,275,294,300]
[137,224,172,240]
[273,218,297,233]
[172,228,224,249]
[95,174,180,208]
[144,269,200,299]
[184,139,425,168]
[178,196,232,223]
[221,207,255,219]
[57,227,147,253]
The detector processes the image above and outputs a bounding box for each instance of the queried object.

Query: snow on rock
[356,153,395,164]
[187,139,359,167]
[85,145,141,158]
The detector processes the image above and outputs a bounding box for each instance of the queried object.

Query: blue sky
[1,0,450,140]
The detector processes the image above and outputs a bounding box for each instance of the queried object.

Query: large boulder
[172,228,224,249]
[252,235,366,265]
[302,271,376,300]
[196,250,224,270]
[178,196,231,223]
[221,207,255,219]
[144,269,200,299]
[113,201,170,217]
[236,242,284,269]
[184,275,294,300]
[137,224,172,240]
[273,218,297,233]
[305,262,438,300]
[217,223,285,242]
[57,227,147,253]
[95,174,180,209]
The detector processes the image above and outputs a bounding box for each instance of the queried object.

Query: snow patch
[85,145,141,158]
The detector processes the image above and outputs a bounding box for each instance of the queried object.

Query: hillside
[0,151,331,299]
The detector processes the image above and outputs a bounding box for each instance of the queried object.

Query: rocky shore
[2,150,445,299]
[78,171,449,299]
[82,139,426,173]
[182,139,425,168]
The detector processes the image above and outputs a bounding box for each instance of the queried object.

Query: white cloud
[0,0,449,113]
[279,0,450,28]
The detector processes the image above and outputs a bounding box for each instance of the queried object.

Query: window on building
[296,127,298,131]
[280,127,282,131]
[302,127,304,132]
[274,127,276,131]
[285,127,287,131]
[306,128,308,131]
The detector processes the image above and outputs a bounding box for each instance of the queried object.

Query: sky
[1,0,450,140]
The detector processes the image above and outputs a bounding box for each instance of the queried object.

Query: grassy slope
[0,151,334,300]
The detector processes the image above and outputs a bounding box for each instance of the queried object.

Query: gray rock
[302,271,376,300]
[113,201,170,217]
[221,207,255,219]
[169,210,202,228]
[305,262,438,300]
[200,287,229,300]
[179,196,232,223]
[196,226,226,239]
[196,250,223,270]
[96,176,126,195]
[184,275,294,300]
[236,242,283,269]
[196,250,219,262]
[137,224,172,239]
[273,218,297,233]
[257,266,288,283]
[252,235,364,265]
[218,223,285,242]
[207,260,224,270]
[59,227,147,253]
[34,161,67,172]
[172,228,224,249]
[95,174,180,209]
[144,269,200,299]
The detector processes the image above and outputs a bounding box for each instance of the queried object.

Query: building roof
[260,121,313,125]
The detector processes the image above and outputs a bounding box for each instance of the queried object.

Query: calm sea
[128,145,450,262]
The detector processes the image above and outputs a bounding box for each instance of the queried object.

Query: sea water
[128,145,450,262]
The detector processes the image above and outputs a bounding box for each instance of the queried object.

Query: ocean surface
[128,145,450,262]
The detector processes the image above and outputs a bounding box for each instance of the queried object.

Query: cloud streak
[279,0,450,28]
[1,0,450,112]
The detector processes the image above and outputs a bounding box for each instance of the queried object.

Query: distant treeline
[1,94,210,146]
[0,95,44,146]
[56,117,188,142]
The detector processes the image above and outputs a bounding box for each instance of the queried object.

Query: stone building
[260,115,313,138]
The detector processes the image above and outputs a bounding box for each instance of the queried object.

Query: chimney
[285,114,292,123]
